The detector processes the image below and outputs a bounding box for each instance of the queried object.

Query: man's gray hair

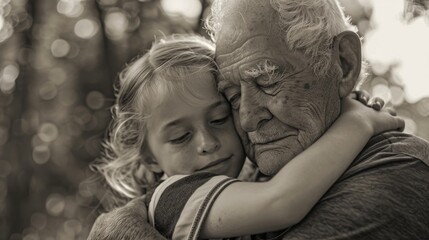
[206,0,358,77]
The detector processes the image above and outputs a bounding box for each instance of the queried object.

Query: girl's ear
[140,147,163,173]
[144,161,163,173]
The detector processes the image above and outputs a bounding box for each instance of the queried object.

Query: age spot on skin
[304,83,310,90]
[278,96,289,105]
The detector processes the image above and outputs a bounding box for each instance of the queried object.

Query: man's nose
[197,129,220,155]
[239,85,272,132]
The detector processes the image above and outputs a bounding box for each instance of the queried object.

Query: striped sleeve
[147,172,239,240]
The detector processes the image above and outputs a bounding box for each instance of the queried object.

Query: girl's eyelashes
[168,114,230,145]
[170,132,191,144]
[210,115,229,125]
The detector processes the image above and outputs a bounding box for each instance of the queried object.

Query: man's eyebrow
[243,60,280,79]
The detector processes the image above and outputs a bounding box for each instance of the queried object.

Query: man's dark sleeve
[87,196,166,240]
[282,133,429,240]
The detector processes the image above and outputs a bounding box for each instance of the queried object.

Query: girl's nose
[197,131,220,155]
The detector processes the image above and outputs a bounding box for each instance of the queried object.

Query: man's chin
[256,148,298,176]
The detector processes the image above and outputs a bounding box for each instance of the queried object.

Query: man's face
[216,0,341,175]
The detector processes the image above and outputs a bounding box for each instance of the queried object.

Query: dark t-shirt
[278,131,429,240]
[88,131,429,240]
[146,131,429,240]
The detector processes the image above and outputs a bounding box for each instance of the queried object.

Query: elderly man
[88,0,429,239]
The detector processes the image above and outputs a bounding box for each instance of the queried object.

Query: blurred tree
[404,0,429,22]
[0,0,206,239]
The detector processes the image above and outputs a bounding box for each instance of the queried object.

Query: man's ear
[332,31,362,98]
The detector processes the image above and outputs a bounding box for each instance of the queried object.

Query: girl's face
[145,71,246,178]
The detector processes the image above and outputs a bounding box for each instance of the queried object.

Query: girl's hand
[340,92,405,136]
[353,90,396,114]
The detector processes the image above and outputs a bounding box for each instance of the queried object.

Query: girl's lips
[199,155,232,171]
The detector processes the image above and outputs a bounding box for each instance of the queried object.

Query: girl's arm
[200,95,405,238]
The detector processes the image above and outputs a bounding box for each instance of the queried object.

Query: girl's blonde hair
[92,35,216,209]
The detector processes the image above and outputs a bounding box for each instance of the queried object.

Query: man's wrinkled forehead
[215,0,279,87]
[215,0,275,55]
[216,35,280,85]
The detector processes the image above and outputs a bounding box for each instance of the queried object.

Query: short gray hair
[206,0,358,77]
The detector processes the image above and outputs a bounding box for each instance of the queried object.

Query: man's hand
[87,196,166,240]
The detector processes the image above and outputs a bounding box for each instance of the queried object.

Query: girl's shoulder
[148,172,239,239]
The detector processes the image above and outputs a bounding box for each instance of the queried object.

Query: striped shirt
[146,172,243,240]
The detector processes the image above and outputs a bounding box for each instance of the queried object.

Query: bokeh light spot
[73,106,92,125]
[390,86,405,106]
[64,219,82,235]
[31,135,44,149]
[161,0,202,19]
[370,76,388,86]
[57,0,84,18]
[2,63,20,82]
[74,19,98,39]
[38,123,59,142]
[39,82,58,100]
[86,91,104,110]
[79,181,97,198]
[46,193,65,216]
[51,39,70,58]
[104,10,128,40]
[22,233,39,240]
[32,145,50,165]
[370,62,389,76]
[48,68,67,86]
[0,21,13,43]
[372,83,391,103]
[0,77,15,93]
[0,63,19,94]
[31,213,47,230]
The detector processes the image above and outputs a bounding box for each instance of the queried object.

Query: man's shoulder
[367,131,429,165]
[340,131,429,179]
[356,131,429,164]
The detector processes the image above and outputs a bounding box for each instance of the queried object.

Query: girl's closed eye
[170,132,192,144]
[210,115,230,125]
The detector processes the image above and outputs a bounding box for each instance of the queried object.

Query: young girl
[92,35,404,239]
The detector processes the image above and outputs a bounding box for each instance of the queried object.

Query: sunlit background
[0,0,428,239]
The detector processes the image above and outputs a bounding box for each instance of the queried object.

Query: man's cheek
[232,112,249,142]
[232,110,255,160]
